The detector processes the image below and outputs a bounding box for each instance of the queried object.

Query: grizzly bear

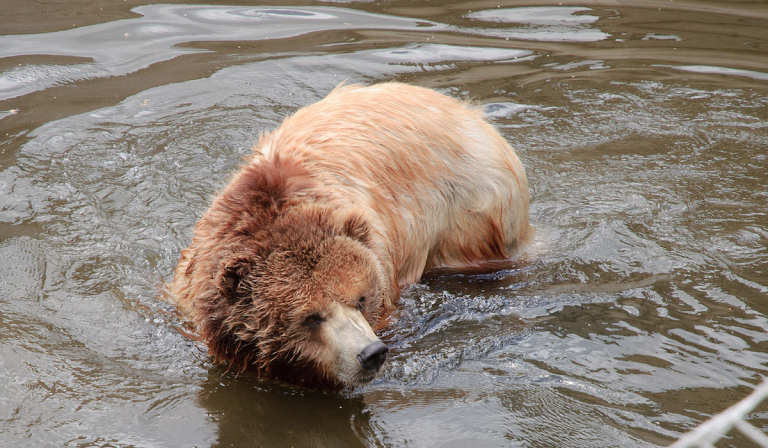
[168,82,533,390]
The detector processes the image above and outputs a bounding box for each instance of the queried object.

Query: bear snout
[357,340,388,372]
[322,302,388,386]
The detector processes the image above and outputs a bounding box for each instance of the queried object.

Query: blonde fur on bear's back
[257,83,533,301]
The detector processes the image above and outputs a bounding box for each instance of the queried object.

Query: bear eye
[357,296,366,313]
[304,314,322,327]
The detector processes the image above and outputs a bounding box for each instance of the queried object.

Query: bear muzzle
[324,303,388,386]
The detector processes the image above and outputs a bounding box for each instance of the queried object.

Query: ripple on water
[1,3,767,445]
[465,6,610,42]
[0,5,443,101]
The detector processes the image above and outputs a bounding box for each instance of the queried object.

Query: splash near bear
[169,83,533,389]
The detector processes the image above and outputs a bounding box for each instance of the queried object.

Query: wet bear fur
[168,82,533,390]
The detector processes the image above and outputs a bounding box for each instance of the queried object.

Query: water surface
[1,1,767,446]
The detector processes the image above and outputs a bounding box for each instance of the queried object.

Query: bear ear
[217,255,257,304]
[341,212,371,246]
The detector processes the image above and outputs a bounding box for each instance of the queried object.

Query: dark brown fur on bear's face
[251,230,388,388]
[183,160,389,389]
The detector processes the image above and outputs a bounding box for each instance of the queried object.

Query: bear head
[180,159,391,390]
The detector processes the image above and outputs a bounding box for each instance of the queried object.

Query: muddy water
[1,1,767,446]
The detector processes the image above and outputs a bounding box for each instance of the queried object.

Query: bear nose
[357,340,388,371]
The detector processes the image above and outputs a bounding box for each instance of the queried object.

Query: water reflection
[465,6,609,42]
[372,43,532,64]
[1,0,768,446]
[468,7,600,25]
[669,65,768,81]
[199,369,370,447]
[0,5,441,101]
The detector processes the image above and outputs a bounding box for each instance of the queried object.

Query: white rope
[669,380,768,448]
[735,420,768,446]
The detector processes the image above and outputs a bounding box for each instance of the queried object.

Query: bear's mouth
[333,363,382,387]
[354,369,379,385]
